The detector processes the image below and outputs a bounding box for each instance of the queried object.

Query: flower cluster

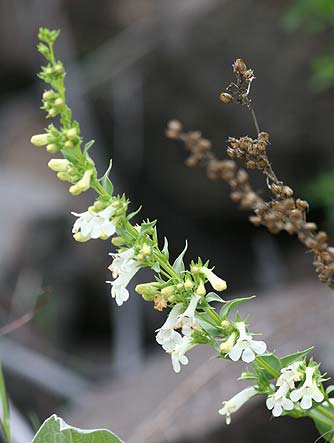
[266,362,324,417]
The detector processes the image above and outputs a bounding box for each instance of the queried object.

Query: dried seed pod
[219,92,233,104]
[233,58,247,74]
[296,198,309,211]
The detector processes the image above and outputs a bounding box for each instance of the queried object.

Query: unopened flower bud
[220,332,237,353]
[111,237,124,247]
[48,158,71,172]
[48,108,58,117]
[43,90,54,101]
[176,283,184,290]
[64,140,73,149]
[31,133,50,146]
[219,92,233,104]
[69,170,92,195]
[141,243,151,257]
[46,143,58,153]
[54,63,63,74]
[191,265,200,274]
[54,98,64,107]
[135,283,157,301]
[184,278,194,290]
[73,232,90,242]
[201,267,227,291]
[66,128,77,140]
[161,285,175,299]
[221,320,230,329]
[196,280,206,296]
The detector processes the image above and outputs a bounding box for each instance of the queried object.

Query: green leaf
[127,206,142,221]
[312,402,334,442]
[32,414,125,443]
[172,241,188,274]
[84,140,95,154]
[151,262,160,273]
[326,385,334,395]
[162,237,169,260]
[255,354,282,379]
[280,347,313,368]
[99,160,114,195]
[206,292,225,303]
[219,296,255,319]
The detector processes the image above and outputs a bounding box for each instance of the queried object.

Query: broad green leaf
[280,347,313,368]
[172,241,188,274]
[219,296,255,319]
[255,353,282,379]
[32,414,124,443]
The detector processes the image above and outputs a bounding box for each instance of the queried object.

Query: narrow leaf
[219,296,255,319]
[280,347,313,368]
[172,241,188,274]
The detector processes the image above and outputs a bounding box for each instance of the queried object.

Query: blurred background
[0,0,333,442]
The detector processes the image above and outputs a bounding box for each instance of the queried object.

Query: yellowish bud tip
[31,133,49,147]
[46,143,58,153]
[43,90,54,101]
[66,128,77,140]
[184,279,194,290]
[73,232,90,242]
[161,286,175,297]
[196,280,206,296]
[221,320,230,329]
[64,140,74,149]
[70,170,92,195]
[111,237,124,247]
[99,231,109,240]
[69,185,81,196]
[191,266,200,274]
[48,108,57,117]
[220,341,233,353]
[176,283,183,290]
[141,244,151,256]
[54,98,64,107]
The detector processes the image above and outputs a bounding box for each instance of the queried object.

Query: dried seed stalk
[166,59,334,289]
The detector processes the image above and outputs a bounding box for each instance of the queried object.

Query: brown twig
[165,59,334,289]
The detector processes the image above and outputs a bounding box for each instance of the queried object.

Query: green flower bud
[54,98,64,107]
[135,283,158,301]
[46,143,58,153]
[220,332,237,353]
[221,320,230,329]
[184,278,194,290]
[73,232,90,242]
[64,140,73,149]
[43,90,54,101]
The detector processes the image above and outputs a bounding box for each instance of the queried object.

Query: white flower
[71,205,117,241]
[170,335,193,373]
[290,367,324,409]
[228,322,266,363]
[266,383,294,417]
[200,267,227,292]
[219,386,258,424]
[276,361,301,390]
[106,248,140,306]
[176,293,201,336]
[156,304,184,351]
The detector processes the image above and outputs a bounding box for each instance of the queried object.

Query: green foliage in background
[283,0,334,91]
[306,172,334,233]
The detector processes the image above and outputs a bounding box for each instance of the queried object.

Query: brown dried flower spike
[166,58,334,289]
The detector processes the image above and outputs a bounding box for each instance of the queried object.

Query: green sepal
[127,206,142,221]
[219,296,255,319]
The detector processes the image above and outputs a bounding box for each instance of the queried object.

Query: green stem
[0,366,10,443]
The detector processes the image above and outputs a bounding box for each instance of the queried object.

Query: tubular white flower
[228,322,266,363]
[48,158,71,172]
[176,293,201,336]
[276,361,302,390]
[290,367,324,409]
[156,304,184,351]
[218,386,258,424]
[200,267,227,292]
[170,335,192,373]
[72,205,117,241]
[31,133,50,146]
[106,247,140,306]
[266,383,294,417]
